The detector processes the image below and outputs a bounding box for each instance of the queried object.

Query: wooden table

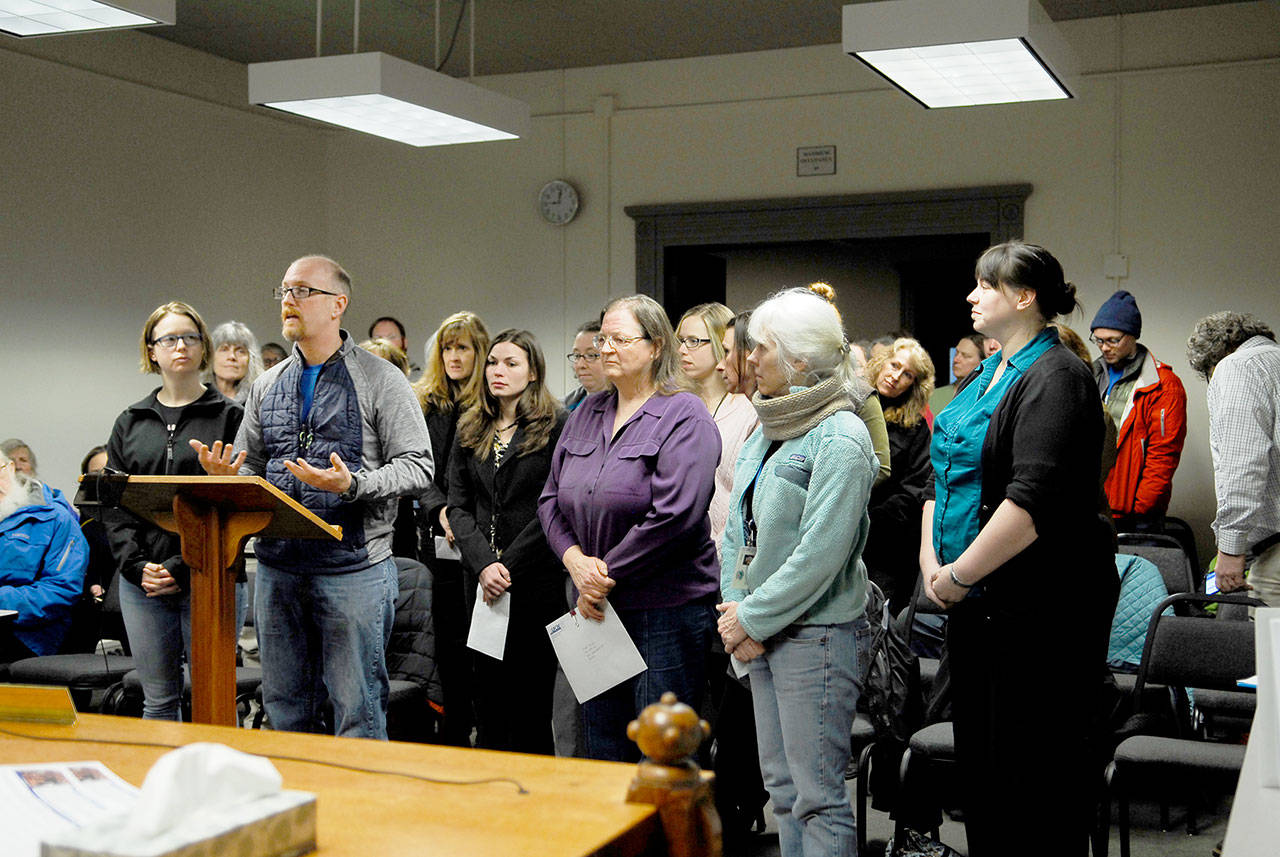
[0,714,665,856]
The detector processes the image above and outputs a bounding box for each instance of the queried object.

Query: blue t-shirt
[930,328,1059,565]
[299,362,323,422]
[1106,362,1125,398]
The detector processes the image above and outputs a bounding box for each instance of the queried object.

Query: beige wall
[2,3,1278,562]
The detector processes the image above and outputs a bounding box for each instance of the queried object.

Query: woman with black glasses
[104,301,243,720]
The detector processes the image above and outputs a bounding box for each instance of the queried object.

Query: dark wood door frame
[624,185,1031,301]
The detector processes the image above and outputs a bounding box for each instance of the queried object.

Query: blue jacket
[0,483,88,655]
[1108,553,1169,670]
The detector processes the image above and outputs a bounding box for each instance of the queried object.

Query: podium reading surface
[114,476,340,726]
[0,714,665,856]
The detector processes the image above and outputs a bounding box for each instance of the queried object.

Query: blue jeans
[119,578,247,720]
[256,558,397,739]
[750,617,871,857]
[581,602,717,762]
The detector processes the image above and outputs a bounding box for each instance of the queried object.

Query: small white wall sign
[797,145,836,176]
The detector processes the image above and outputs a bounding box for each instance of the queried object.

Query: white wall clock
[538,179,580,225]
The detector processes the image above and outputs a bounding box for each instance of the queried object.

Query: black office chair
[1116,534,1197,598]
[1102,592,1263,857]
[7,651,135,712]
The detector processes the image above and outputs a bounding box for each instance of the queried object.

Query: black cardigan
[927,342,1116,604]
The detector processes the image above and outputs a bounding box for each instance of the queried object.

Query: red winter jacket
[1097,351,1187,517]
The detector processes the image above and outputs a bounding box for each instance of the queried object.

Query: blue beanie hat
[1091,290,1141,337]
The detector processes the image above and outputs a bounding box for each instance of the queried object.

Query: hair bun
[1047,280,1078,318]
[806,282,837,304]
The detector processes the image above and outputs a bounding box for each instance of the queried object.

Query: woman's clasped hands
[716,601,764,663]
[564,546,614,621]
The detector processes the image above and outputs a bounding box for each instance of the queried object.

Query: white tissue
[121,743,283,839]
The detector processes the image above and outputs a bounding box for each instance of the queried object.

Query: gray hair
[749,288,863,395]
[205,320,264,391]
[600,294,692,395]
[1186,312,1276,381]
[0,439,35,475]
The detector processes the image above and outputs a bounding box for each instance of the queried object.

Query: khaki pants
[1248,541,1280,614]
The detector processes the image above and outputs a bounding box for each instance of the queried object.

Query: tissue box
[40,791,316,857]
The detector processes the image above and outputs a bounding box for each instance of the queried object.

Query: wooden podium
[114,476,341,726]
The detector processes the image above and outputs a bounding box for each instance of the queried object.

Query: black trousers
[946,589,1114,857]
[472,589,560,755]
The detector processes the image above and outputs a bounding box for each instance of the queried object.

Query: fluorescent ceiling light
[843,0,1075,108]
[0,1,173,37]
[249,52,531,147]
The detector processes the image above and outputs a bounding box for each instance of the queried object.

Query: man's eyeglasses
[1090,334,1128,348]
[273,285,340,301]
[593,334,649,350]
[677,337,712,350]
[567,351,602,364]
[150,334,204,350]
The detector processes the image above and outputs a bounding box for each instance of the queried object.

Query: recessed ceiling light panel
[843,0,1076,108]
[249,52,531,148]
[0,1,174,37]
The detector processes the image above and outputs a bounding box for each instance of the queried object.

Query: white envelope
[545,601,646,704]
[434,536,461,561]
[466,583,510,660]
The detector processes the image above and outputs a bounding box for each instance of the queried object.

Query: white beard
[0,477,40,522]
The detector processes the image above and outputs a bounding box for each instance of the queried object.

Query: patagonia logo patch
[788,454,807,464]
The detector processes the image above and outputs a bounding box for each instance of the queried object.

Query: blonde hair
[864,337,935,428]
[1048,322,1091,365]
[676,302,735,365]
[601,295,692,395]
[138,301,212,374]
[360,338,411,376]
[413,311,491,414]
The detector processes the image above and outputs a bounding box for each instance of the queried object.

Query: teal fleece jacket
[720,407,876,642]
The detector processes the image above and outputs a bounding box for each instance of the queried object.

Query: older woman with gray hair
[538,293,721,762]
[204,320,264,403]
[717,286,878,857]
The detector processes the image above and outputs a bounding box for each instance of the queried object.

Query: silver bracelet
[949,565,974,589]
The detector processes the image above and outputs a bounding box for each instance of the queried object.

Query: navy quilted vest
[255,356,369,573]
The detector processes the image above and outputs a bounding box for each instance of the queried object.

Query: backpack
[862,582,924,744]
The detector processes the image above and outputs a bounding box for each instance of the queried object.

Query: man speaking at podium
[192,255,432,739]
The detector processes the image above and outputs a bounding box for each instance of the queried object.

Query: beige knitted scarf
[752,375,866,441]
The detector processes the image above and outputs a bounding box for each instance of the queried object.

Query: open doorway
[662,233,989,380]
[629,185,1029,383]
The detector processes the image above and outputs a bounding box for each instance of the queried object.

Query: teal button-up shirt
[930,328,1059,564]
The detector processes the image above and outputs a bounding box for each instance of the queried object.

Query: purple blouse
[537,389,721,610]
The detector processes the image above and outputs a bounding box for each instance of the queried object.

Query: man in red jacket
[1091,290,1188,531]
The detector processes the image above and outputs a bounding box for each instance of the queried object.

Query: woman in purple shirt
[538,294,721,762]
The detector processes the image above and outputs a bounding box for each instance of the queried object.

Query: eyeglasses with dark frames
[150,333,204,350]
[273,285,340,301]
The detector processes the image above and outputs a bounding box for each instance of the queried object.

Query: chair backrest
[1117,537,1196,596]
[388,557,441,703]
[1134,592,1264,701]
